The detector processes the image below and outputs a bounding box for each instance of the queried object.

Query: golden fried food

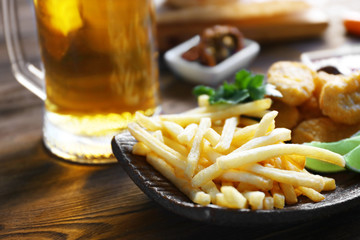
[270,99,300,129]
[292,117,360,143]
[319,73,360,125]
[314,71,345,98]
[267,61,315,106]
[297,95,323,120]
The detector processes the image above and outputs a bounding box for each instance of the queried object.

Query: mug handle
[2,0,46,100]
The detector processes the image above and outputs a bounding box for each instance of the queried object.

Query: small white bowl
[164,35,260,85]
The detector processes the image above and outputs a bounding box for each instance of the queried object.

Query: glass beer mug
[2,0,160,164]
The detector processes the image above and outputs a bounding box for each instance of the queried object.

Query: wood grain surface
[1,1,360,239]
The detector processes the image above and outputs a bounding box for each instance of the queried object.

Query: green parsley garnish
[193,69,269,105]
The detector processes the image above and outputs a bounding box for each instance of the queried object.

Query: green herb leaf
[226,89,250,104]
[193,85,215,96]
[249,85,266,100]
[235,69,252,89]
[193,69,273,105]
[248,74,264,88]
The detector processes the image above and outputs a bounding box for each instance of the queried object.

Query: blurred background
[1,0,360,72]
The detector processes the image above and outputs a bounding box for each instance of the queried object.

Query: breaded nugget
[314,71,345,98]
[297,95,323,120]
[292,117,360,143]
[267,61,315,106]
[270,99,300,129]
[319,73,360,125]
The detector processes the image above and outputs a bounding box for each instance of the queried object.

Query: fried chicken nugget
[297,95,323,120]
[270,99,300,129]
[319,73,360,125]
[314,71,345,98]
[292,117,360,143]
[267,61,315,106]
[299,72,345,120]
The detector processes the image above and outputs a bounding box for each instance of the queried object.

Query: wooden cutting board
[156,2,329,52]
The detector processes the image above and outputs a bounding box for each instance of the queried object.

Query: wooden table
[1,1,360,239]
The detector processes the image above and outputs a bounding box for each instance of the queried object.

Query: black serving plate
[111,131,360,226]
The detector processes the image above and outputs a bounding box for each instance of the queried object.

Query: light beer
[34,0,159,136]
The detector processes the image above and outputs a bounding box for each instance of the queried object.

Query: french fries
[271,182,285,209]
[135,111,161,131]
[217,144,344,171]
[220,186,248,209]
[220,170,273,191]
[253,110,277,138]
[178,123,197,145]
[243,191,265,210]
[186,118,211,178]
[159,98,272,126]
[214,117,238,152]
[128,99,343,210]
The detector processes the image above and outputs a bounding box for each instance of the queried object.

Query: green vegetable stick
[344,145,360,173]
[305,135,360,173]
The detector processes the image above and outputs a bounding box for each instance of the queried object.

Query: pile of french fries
[128,96,345,210]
